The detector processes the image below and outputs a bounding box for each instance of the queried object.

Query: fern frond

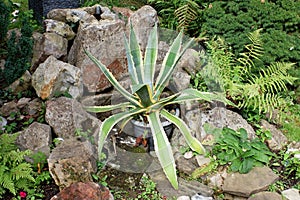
[1,173,16,195]
[175,0,200,31]
[238,29,264,69]
[11,163,35,182]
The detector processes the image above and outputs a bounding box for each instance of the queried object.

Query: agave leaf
[154,33,194,100]
[161,109,206,154]
[171,88,234,106]
[144,24,158,91]
[129,24,144,83]
[84,102,133,113]
[147,111,178,189]
[124,33,138,86]
[98,108,146,156]
[132,84,155,107]
[84,49,140,107]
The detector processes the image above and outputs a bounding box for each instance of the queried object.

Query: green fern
[0,133,35,197]
[199,29,297,116]
[174,0,200,31]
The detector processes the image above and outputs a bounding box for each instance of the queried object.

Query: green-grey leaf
[161,109,206,154]
[84,102,133,113]
[147,111,178,189]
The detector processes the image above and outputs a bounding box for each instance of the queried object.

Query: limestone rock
[48,138,97,189]
[44,19,75,40]
[16,122,52,156]
[31,32,68,71]
[0,100,18,117]
[50,182,114,200]
[282,188,300,200]
[260,119,288,151]
[247,191,282,200]
[222,166,279,197]
[45,97,101,140]
[128,5,158,50]
[191,194,213,200]
[176,155,198,175]
[32,56,83,100]
[68,18,127,92]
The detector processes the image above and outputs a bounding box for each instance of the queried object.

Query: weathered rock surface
[222,166,278,197]
[282,188,300,200]
[16,122,52,156]
[44,19,75,40]
[149,168,213,198]
[247,191,282,200]
[31,32,68,71]
[50,182,114,200]
[260,119,288,151]
[32,56,83,100]
[48,138,97,189]
[45,97,100,139]
[128,5,158,50]
[68,18,127,92]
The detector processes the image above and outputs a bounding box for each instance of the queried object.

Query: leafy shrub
[1,10,33,85]
[212,127,274,174]
[0,0,12,44]
[0,133,35,197]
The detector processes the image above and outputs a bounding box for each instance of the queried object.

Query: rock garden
[0,0,299,200]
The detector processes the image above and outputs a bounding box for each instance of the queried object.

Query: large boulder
[31,32,68,72]
[16,122,52,157]
[68,18,127,92]
[48,138,97,189]
[45,97,101,140]
[32,56,83,100]
[44,19,76,40]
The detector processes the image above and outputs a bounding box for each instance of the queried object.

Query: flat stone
[282,188,300,200]
[149,168,213,199]
[222,166,278,197]
[247,191,282,200]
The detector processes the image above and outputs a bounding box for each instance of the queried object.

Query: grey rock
[48,138,97,190]
[68,18,127,92]
[282,188,300,200]
[149,169,213,198]
[32,56,83,100]
[44,19,75,40]
[191,194,213,200]
[16,122,52,157]
[31,32,68,71]
[128,5,158,50]
[176,155,198,175]
[247,191,282,200]
[45,97,101,140]
[177,196,191,200]
[0,116,7,130]
[0,100,18,117]
[222,166,279,197]
[260,119,288,151]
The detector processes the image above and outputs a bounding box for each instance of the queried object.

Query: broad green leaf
[98,108,145,157]
[161,109,206,154]
[231,159,242,172]
[84,49,140,106]
[124,34,138,86]
[144,25,158,91]
[84,102,133,113]
[147,111,178,189]
[129,24,144,83]
[239,158,254,174]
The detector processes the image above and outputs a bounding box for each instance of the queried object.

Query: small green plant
[212,127,274,174]
[75,128,95,144]
[84,24,232,189]
[0,133,35,198]
[135,174,166,200]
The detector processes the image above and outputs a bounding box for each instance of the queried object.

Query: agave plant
[84,24,231,189]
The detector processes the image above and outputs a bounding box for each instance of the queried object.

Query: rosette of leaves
[84,24,232,189]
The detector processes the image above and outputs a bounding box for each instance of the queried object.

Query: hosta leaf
[239,158,254,174]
